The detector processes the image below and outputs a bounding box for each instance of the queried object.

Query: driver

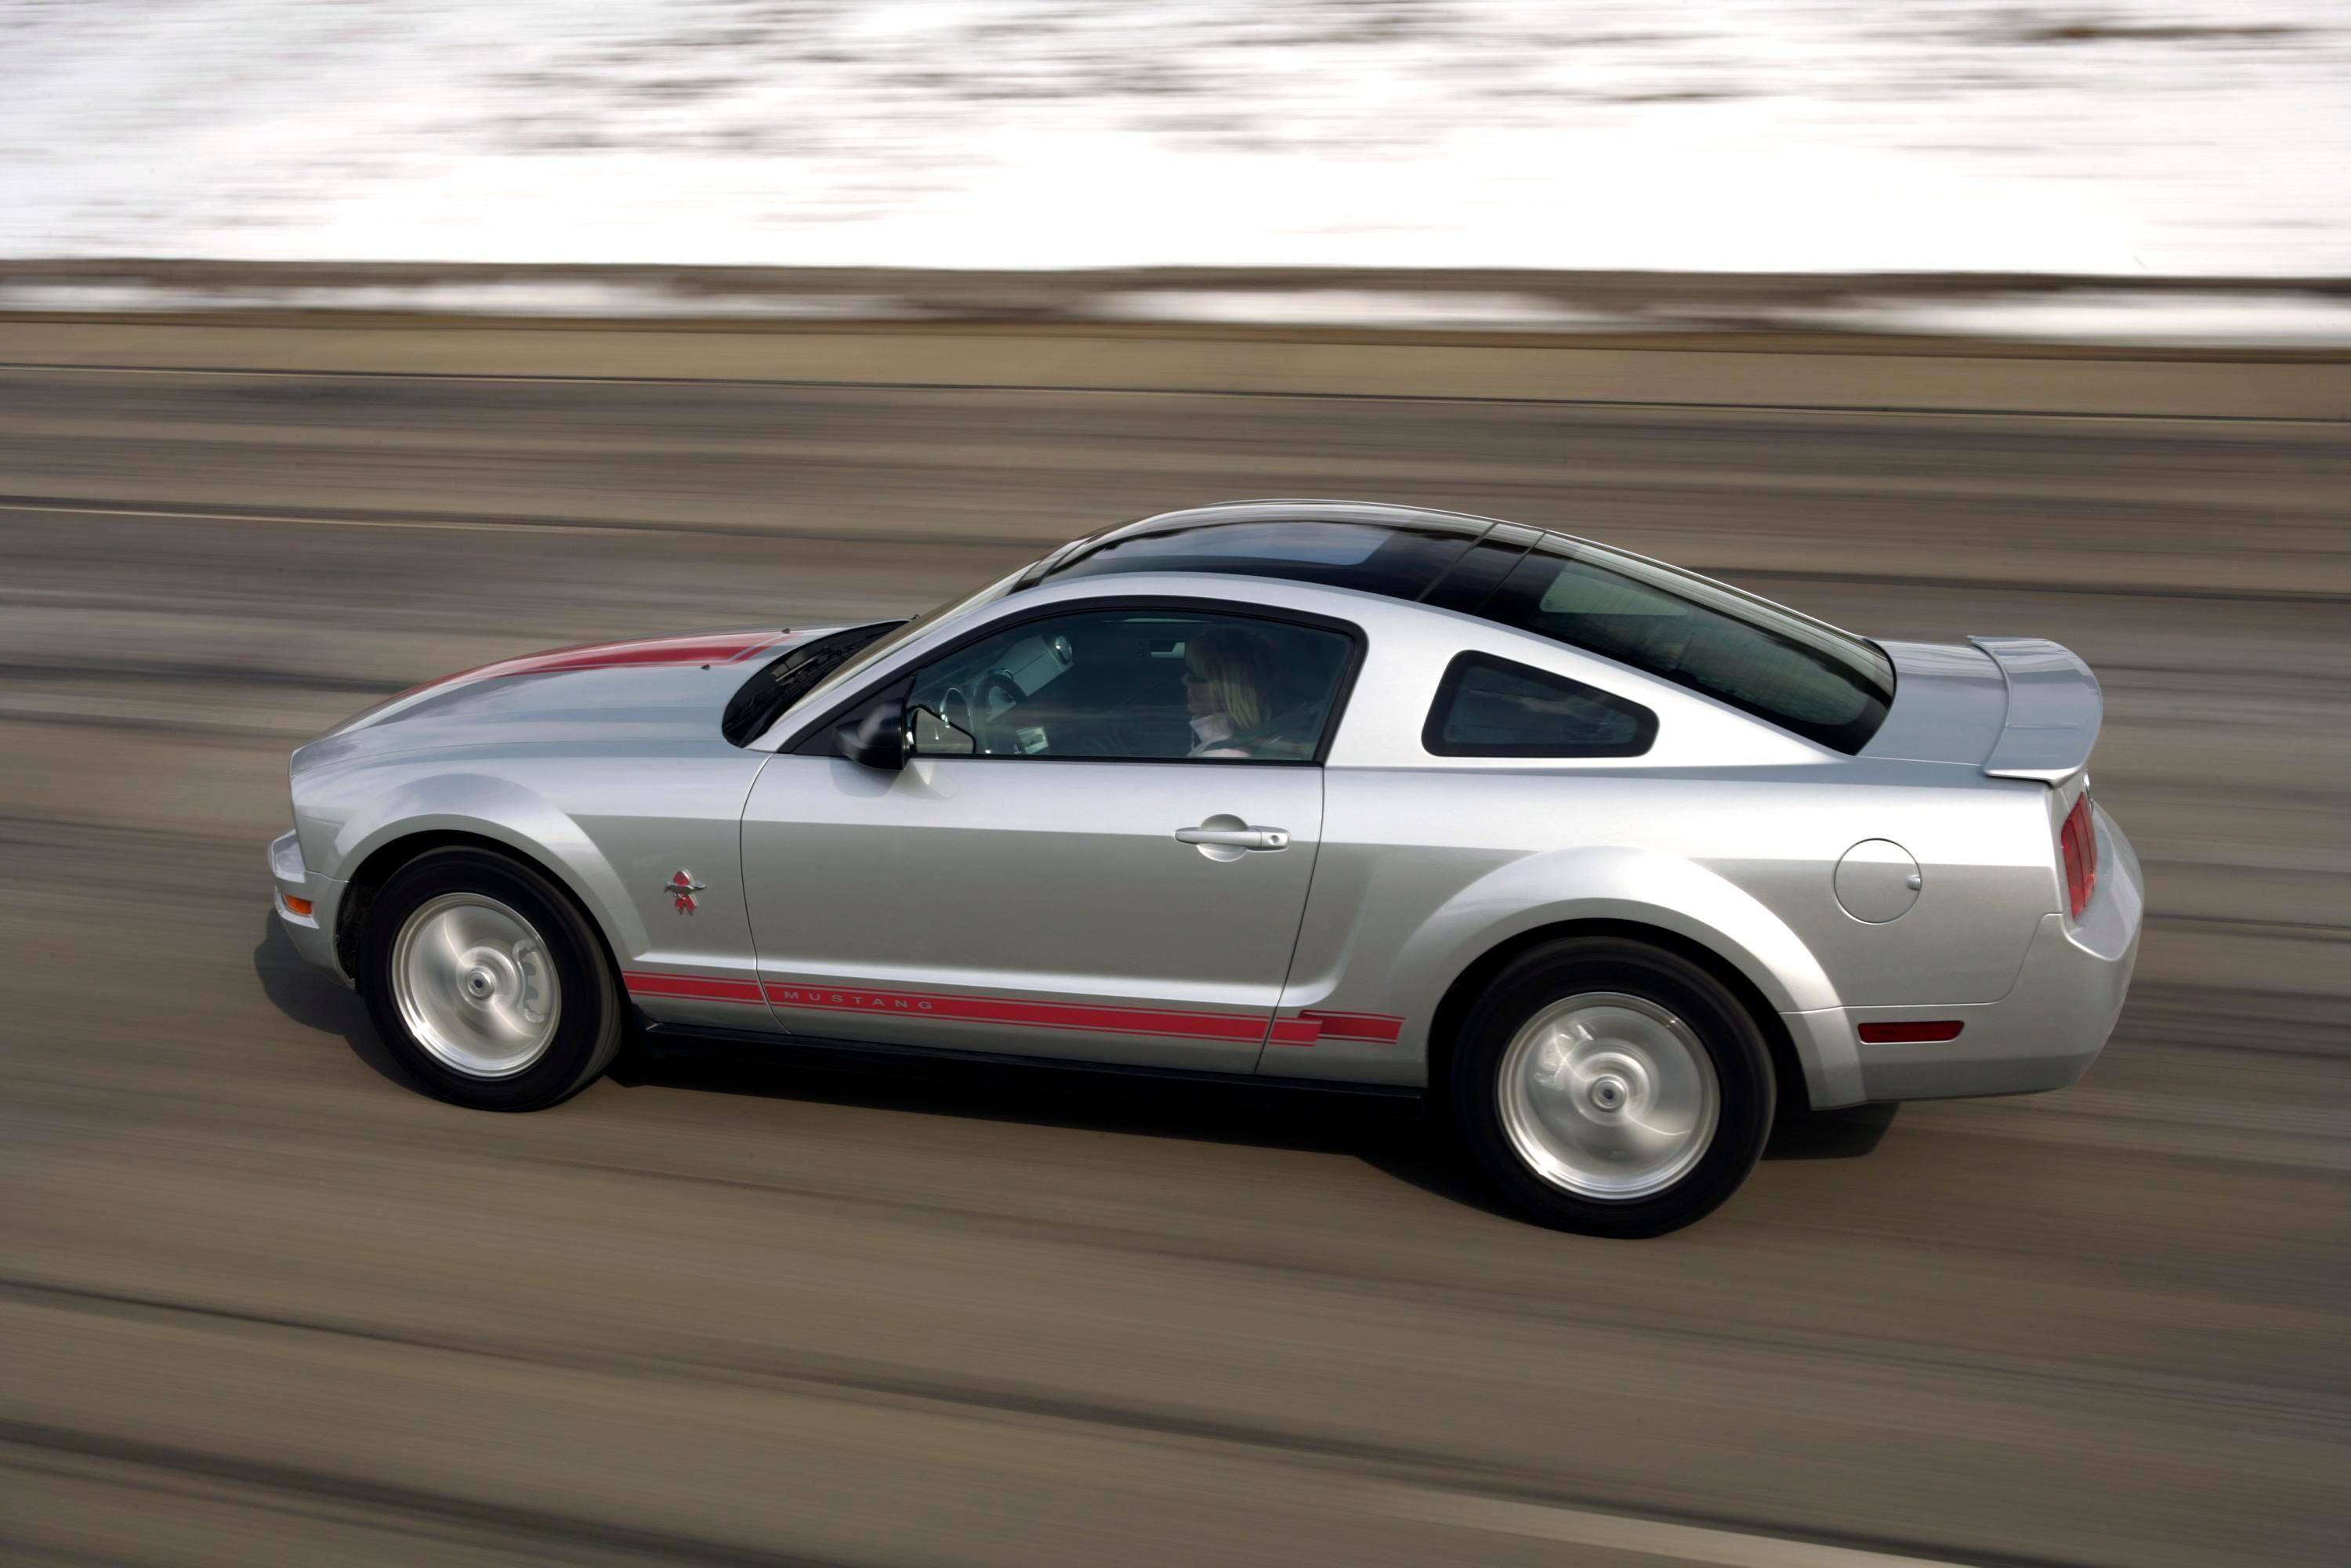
[1181,626,1278,759]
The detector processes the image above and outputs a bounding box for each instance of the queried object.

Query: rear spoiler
[1970,636,2102,784]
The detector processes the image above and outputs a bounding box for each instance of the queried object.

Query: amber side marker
[1858,1020,1963,1044]
[281,895,313,917]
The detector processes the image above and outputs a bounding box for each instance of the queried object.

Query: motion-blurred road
[2,354,2346,1567]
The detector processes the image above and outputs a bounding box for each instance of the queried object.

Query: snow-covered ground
[2,2,2345,335]
[6,266,2349,345]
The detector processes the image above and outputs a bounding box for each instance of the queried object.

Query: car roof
[998,499,1895,755]
[1016,498,1545,597]
[1077,498,1510,548]
[1020,498,1857,645]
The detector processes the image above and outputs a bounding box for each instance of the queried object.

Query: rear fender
[1421,846,1838,1009]
[1411,845,1849,1101]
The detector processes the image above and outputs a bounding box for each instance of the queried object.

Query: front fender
[322,772,646,962]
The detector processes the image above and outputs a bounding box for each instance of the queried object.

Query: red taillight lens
[2059,792,2098,918]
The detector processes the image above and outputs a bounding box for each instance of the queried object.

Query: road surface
[2,357,2345,1567]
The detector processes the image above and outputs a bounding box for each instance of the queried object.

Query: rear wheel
[1449,937,1773,1237]
[360,848,623,1110]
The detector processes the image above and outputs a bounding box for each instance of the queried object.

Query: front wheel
[1448,937,1774,1237]
[360,847,624,1111]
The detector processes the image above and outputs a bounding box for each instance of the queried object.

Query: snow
[3,0,2345,281]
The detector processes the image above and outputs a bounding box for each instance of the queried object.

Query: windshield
[777,563,1031,725]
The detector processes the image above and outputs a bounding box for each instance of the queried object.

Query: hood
[295,627,832,770]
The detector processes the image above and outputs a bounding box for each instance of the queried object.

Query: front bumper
[269,830,353,983]
[1788,803,2143,1106]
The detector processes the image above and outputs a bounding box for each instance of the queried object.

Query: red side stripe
[764,984,1273,1043]
[623,972,767,1005]
[630,972,1411,1048]
[1298,1009,1405,1044]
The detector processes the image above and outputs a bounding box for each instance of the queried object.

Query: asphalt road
[2,360,2346,1568]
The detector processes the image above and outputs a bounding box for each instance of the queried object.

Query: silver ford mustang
[269,501,2141,1235]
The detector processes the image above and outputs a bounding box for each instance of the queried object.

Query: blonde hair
[1184,627,1276,732]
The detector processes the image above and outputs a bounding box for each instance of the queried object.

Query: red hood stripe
[384,629,792,708]
[462,630,788,681]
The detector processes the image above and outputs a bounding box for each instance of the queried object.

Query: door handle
[1175,824,1291,851]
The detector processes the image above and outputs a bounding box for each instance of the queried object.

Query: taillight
[2059,791,2098,918]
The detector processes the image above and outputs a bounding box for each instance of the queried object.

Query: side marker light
[1858,1020,1963,1044]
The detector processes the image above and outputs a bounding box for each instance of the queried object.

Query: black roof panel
[1028,500,1517,603]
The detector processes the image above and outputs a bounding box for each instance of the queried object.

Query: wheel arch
[1374,843,1848,1110]
[1423,917,1817,1112]
[336,828,626,995]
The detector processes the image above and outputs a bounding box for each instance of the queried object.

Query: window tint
[1045,521,1471,601]
[1424,653,1654,758]
[1420,533,1534,613]
[1480,543,1893,752]
[904,607,1353,763]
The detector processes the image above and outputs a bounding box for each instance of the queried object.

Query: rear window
[1045,521,1470,600]
[1479,542,1893,752]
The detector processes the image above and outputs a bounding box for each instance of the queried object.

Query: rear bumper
[1788,803,2143,1106]
[269,831,353,984]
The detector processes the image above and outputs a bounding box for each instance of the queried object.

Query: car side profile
[269,501,2142,1236]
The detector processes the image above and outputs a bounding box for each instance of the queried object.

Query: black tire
[1447,937,1774,1237]
[360,847,625,1111]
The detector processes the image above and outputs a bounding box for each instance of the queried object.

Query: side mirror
[834,685,907,772]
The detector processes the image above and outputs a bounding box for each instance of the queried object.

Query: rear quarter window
[1479,543,1893,753]
[1423,653,1655,758]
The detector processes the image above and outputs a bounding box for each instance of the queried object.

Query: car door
[739,600,1360,1072]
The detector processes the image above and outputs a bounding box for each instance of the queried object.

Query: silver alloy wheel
[1496,991,1721,1201]
[390,893,562,1079]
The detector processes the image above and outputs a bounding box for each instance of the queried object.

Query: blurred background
[2,3,2345,1566]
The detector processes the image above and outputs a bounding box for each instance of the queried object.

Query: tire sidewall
[1449,937,1775,1237]
[360,848,621,1111]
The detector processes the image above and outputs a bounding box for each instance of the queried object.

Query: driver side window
[905,607,1353,763]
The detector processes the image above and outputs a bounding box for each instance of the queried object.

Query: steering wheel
[979,668,1023,712]
[940,686,973,745]
[973,668,1027,754]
